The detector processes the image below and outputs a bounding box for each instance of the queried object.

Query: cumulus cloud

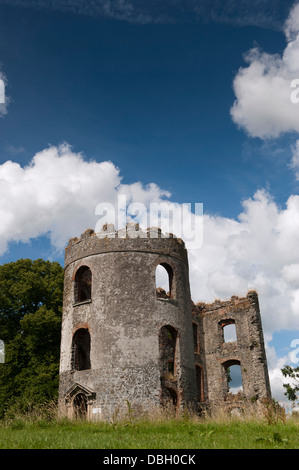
[230,3,299,139]
[285,1,299,40]
[266,348,290,403]
[188,189,299,336]
[0,143,169,255]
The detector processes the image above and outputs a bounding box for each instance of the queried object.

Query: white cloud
[0,143,169,255]
[230,3,299,139]
[188,189,299,337]
[266,344,299,408]
[267,348,289,404]
[285,2,299,40]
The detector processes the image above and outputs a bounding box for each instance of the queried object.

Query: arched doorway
[65,383,96,421]
[73,393,88,419]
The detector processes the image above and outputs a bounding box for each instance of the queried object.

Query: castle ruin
[58,224,271,420]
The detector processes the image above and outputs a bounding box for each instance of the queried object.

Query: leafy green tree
[281,365,299,403]
[0,259,64,416]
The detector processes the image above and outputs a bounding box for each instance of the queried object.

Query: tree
[281,365,299,403]
[0,259,64,416]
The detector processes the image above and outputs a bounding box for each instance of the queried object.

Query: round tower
[58,224,197,420]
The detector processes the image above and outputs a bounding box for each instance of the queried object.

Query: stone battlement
[67,223,184,244]
[65,224,187,268]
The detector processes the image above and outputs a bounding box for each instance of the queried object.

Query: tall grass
[0,399,298,449]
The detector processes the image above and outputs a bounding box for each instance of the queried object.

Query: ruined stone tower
[58,224,271,420]
[58,224,197,420]
[192,292,271,411]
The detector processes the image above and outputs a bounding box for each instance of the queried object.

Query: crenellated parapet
[65,224,188,268]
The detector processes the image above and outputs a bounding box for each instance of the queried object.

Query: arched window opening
[156,263,174,299]
[223,360,243,396]
[0,340,4,364]
[219,319,237,343]
[196,365,204,402]
[193,322,199,353]
[73,393,88,419]
[74,266,92,303]
[159,325,178,381]
[72,328,91,371]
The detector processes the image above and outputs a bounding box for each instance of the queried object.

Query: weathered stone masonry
[58,224,271,420]
[192,292,271,411]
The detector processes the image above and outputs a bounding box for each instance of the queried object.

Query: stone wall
[192,291,271,411]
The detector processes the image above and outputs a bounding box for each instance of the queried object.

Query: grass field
[0,414,298,449]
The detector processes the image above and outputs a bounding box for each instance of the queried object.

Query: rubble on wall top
[193,291,258,312]
[67,224,185,247]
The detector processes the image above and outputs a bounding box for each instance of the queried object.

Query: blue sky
[0,0,299,402]
[0,1,296,219]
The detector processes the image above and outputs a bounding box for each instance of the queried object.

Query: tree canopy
[281,365,299,405]
[0,259,64,416]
